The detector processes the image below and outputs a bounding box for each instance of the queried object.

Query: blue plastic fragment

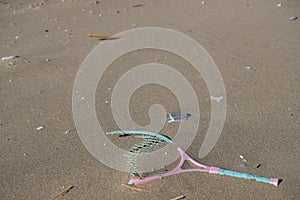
[167,113,190,122]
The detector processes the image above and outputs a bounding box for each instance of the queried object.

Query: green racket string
[106,130,173,177]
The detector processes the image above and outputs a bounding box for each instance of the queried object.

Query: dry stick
[88,33,120,39]
[51,186,74,200]
[121,183,151,193]
[170,195,186,200]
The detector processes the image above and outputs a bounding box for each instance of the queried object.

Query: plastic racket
[129,147,280,186]
[106,130,280,186]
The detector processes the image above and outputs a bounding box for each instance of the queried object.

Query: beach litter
[133,4,143,7]
[289,16,297,21]
[239,155,247,162]
[211,96,224,102]
[88,33,120,39]
[121,183,151,193]
[171,195,186,200]
[1,55,19,61]
[51,185,73,200]
[36,126,44,131]
[167,113,190,122]
[106,131,280,187]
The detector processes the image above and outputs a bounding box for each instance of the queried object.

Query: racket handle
[219,169,279,186]
[129,175,162,186]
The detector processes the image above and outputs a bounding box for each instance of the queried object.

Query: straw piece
[88,33,120,39]
[51,186,73,200]
[121,183,151,193]
[170,195,186,200]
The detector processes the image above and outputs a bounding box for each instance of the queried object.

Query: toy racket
[106,130,280,187]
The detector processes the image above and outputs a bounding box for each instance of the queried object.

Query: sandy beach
[0,0,299,199]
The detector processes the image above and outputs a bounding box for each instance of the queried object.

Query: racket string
[127,136,168,177]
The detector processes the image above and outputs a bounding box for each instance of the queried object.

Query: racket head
[106,130,173,177]
[105,130,173,144]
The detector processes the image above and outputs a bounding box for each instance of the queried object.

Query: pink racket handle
[129,175,161,185]
[129,167,218,186]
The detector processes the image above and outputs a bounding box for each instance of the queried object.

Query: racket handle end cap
[270,178,280,186]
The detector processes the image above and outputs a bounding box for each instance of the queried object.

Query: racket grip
[129,175,162,186]
[219,169,279,186]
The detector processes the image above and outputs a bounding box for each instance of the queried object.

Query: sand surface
[0,0,299,199]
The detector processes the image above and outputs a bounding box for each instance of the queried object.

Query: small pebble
[245,66,251,70]
[45,59,50,61]
[277,3,282,7]
[7,61,16,67]
[36,126,44,131]
[255,163,261,168]
[23,59,31,64]
[290,16,297,21]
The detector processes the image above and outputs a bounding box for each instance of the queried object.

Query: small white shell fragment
[36,126,44,131]
[239,155,244,159]
[277,3,282,7]
[245,66,251,70]
[211,96,224,102]
[290,16,298,21]
[1,55,19,60]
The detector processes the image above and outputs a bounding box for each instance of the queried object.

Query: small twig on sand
[121,183,151,193]
[88,33,120,39]
[170,195,186,200]
[51,185,74,200]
